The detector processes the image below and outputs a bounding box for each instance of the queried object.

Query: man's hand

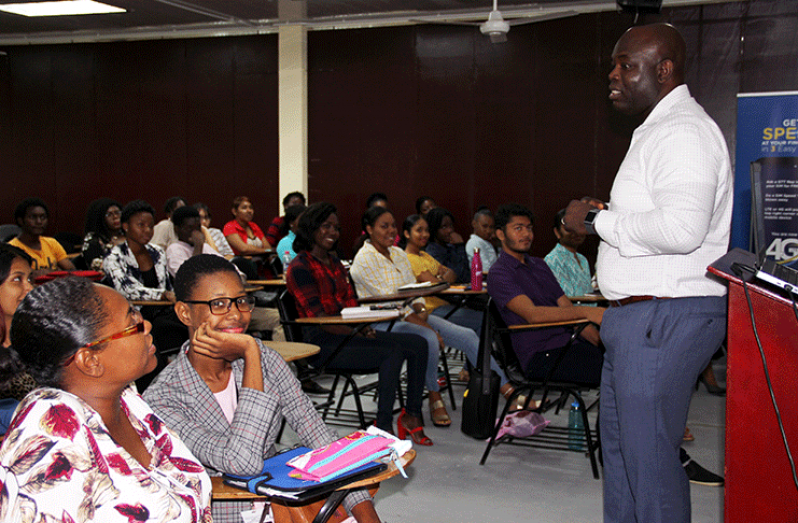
[563,197,606,235]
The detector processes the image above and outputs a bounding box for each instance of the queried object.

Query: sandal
[430,399,452,427]
[397,409,433,446]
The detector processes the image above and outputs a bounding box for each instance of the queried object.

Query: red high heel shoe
[397,409,433,446]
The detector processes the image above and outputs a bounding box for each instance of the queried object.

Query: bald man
[563,24,732,523]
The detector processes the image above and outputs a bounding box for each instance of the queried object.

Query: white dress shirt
[594,85,733,300]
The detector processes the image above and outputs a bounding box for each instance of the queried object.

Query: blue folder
[222,446,387,500]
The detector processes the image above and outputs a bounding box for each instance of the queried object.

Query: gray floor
[284,358,727,523]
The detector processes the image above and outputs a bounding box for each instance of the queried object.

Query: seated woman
[82,197,125,271]
[103,200,187,383]
[8,197,76,276]
[274,203,305,266]
[0,277,212,522]
[223,196,273,256]
[350,207,515,427]
[143,254,383,522]
[424,206,469,283]
[415,195,437,216]
[194,202,235,259]
[285,203,430,443]
[0,244,36,404]
[401,213,484,334]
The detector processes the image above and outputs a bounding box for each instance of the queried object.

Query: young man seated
[486,203,603,385]
[166,206,285,341]
[9,197,76,277]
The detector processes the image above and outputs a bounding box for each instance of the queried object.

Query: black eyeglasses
[184,296,256,315]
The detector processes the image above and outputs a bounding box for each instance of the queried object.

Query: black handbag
[461,322,500,439]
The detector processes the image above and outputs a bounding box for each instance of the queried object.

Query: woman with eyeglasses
[0,277,212,522]
[144,254,382,523]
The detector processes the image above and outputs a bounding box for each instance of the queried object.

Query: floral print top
[0,387,212,523]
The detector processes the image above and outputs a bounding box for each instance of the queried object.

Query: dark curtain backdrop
[1,1,796,261]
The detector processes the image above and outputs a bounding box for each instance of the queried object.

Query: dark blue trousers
[599,296,726,523]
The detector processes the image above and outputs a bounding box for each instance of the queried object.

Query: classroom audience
[266,191,306,247]
[401,214,484,334]
[465,207,498,273]
[195,202,235,258]
[351,206,515,427]
[415,196,437,216]
[223,196,273,256]
[103,200,188,385]
[285,203,430,441]
[145,254,382,522]
[544,208,594,297]
[166,206,221,278]
[82,197,125,271]
[275,203,306,266]
[424,207,469,283]
[8,197,76,275]
[0,277,212,522]
[151,196,188,249]
[0,244,36,405]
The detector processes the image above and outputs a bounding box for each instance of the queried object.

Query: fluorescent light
[0,1,125,17]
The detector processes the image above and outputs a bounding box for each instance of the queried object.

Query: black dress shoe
[684,459,724,486]
[301,380,331,395]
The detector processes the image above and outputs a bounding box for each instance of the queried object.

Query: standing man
[563,24,732,523]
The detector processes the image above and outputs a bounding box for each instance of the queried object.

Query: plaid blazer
[143,339,370,523]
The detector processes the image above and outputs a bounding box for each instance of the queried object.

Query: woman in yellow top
[401,214,484,334]
[400,214,511,394]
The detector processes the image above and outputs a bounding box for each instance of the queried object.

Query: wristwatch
[584,209,601,236]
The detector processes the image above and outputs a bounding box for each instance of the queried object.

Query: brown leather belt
[609,295,671,307]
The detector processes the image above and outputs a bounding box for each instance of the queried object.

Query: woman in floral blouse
[0,277,212,522]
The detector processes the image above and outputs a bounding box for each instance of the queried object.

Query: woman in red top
[286,202,431,444]
[222,196,272,256]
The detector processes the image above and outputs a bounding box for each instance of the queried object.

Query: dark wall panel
[1,34,278,235]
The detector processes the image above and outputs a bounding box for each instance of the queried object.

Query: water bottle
[282,251,292,281]
[568,401,584,451]
[471,248,483,291]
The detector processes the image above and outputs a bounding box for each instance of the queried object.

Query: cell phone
[369,304,400,310]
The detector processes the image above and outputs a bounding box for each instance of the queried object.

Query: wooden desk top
[248,279,286,286]
[294,312,400,325]
[266,341,320,362]
[357,283,450,304]
[132,300,172,307]
[567,293,607,303]
[439,285,487,295]
[508,318,590,330]
[210,449,416,500]
[244,285,263,293]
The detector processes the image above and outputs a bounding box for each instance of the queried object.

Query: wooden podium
[709,260,798,522]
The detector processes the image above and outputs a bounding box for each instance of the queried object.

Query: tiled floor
[283,358,727,523]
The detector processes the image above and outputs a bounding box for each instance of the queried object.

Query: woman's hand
[162,290,176,302]
[191,322,259,362]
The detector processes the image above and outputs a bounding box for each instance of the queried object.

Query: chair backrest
[269,255,283,277]
[486,297,530,386]
[0,224,20,243]
[277,289,304,343]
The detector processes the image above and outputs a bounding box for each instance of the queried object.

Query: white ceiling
[0,0,742,45]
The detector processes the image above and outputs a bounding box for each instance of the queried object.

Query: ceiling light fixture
[0,0,125,17]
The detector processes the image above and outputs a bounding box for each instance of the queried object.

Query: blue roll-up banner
[734,92,798,264]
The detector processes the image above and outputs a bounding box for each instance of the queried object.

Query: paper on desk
[340,307,398,320]
[397,281,434,291]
